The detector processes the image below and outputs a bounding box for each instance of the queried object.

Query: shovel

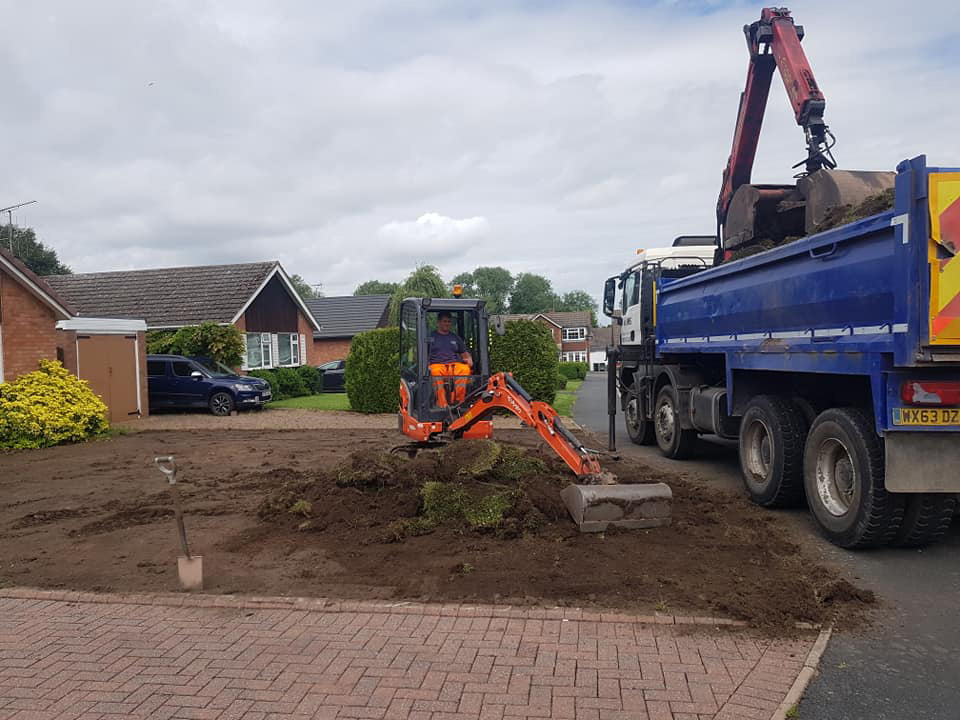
[154,456,203,591]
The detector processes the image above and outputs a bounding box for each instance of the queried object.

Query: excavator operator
[428,311,473,407]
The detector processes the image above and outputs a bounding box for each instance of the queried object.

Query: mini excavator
[397,293,673,532]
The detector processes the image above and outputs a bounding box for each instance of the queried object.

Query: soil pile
[0,429,876,634]
[815,188,895,233]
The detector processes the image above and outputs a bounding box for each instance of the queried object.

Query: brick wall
[312,337,353,365]
[297,311,318,365]
[57,329,78,375]
[0,268,59,382]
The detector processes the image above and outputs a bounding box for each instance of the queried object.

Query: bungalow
[491,310,593,363]
[304,294,392,364]
[46,261,321,371]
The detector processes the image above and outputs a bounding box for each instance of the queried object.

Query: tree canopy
[354,279,399,296]
[389,264,448,322]
[288,273,321,299]
[3,225,71,276]
[508,273,556,314]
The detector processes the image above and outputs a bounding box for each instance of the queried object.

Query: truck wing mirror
[603,277,618,317]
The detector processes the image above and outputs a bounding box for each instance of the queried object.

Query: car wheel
[803,407,905,548]
[738,395,808,508]
[209,391,235,417]
[654,385,697,459]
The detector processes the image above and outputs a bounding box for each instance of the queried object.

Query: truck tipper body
[604,156,960,548]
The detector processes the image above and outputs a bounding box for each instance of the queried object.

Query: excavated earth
[0,429,873,633]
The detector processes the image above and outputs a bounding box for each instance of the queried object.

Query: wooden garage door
[77,334,140,423]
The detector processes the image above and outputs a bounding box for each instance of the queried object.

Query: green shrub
[274,367,309,398]
[576,362,589,379]
[559,362,580,380]
[345,327,401,413]
[556,373,569,390]
[248,369,279,398]
[146,322,245,368]
[0,360,109,450]
[489,319,558,404]
[297,365,324,394]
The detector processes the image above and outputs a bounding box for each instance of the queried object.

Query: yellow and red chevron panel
[928,173,960,344]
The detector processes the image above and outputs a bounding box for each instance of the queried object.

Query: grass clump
[421,481,518,530]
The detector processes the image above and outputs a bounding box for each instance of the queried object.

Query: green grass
[267,393,352,411]
[553,379,583,417]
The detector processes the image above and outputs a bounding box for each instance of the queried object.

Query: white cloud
[1,0,957,309]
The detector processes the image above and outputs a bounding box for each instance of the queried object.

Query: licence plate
[892,407,960,426]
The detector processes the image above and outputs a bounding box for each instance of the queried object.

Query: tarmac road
[574,372,960,720]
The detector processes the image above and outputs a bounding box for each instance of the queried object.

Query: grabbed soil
[0,429,872,633]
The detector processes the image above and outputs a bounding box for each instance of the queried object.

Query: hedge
[146,322,245,368]
[345,327,401,414]
[489,319,558,405]
[559,362,579,380]
[0,360,108,449]
[555,373,569,391]
[247,369,279,398]
[297,365,324,394]
[274,367,309,398]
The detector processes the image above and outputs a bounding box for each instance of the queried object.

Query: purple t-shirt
[429,330,467,364]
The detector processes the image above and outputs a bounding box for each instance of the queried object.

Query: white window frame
[277,333,300,368]
[245,332,274,370]
[562,351,587,363]
[562,327,587,341]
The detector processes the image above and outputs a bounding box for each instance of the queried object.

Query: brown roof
[305,295,391,339]
[46,261,280,327]
[0,247,76,318]
[490,311,591,329]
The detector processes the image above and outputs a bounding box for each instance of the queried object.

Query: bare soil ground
[0,429,872,633]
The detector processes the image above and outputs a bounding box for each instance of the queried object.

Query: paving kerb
[768,627,833,720]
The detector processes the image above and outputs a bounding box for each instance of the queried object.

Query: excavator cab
[399,297,491,429]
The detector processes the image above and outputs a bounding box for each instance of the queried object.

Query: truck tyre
[891,494,956,548]
[738,395,808,508]
[803,408,905,549]
[654,385,697,459]
[625,384,655,445]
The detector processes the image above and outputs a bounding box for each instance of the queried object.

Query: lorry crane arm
[716,7,836,238]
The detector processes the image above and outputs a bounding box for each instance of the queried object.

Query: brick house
[0,248,75,383]
[47,261,321,372]
[304,295,392,364]
[1,248,149,422]
[491,310,593,363]
[588,325,613,372]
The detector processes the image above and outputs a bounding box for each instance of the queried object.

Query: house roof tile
[45,261,278,327]
[305,295,392,339]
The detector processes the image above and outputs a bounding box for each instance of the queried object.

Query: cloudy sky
[3,1,958,304]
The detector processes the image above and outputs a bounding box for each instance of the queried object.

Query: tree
[389,264,448,322]
[508,273,556,314]
[289,274,321,299]
[354,279,399,296]
[556,290,598,325]
[2,225,71,276]
[471,266,514,314]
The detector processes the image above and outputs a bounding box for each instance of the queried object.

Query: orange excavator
[396,295,612,482]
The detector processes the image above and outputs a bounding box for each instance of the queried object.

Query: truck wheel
[891,494,956,548]
[209,391,235,417]
[803,408,905,549]
[654,385,697,459]
[738,395,807,508]
[624,387,655,445]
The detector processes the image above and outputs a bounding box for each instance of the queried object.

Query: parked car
[316,359,346,392]
[146,354,272,416]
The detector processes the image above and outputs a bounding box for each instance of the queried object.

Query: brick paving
[0,591,815,720]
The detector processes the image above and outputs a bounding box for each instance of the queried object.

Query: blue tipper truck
[604,156,960,548]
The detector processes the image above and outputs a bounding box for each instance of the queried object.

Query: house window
[562,327,587,341]
[562,351,587,363]
[246,333,272,369]
[277,333,300,367]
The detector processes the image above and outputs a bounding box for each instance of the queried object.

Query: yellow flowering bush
[0,360,109,450]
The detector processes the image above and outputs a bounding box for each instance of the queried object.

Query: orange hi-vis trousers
[429,362,471,407]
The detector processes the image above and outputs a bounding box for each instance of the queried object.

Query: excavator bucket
[798,169,895,234]
[561,482,672,533]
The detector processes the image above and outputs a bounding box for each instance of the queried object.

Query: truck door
[621,270,643,344]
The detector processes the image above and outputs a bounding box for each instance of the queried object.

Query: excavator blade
[560,482,672,533]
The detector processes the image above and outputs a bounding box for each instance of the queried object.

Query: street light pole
[0,200,38,252]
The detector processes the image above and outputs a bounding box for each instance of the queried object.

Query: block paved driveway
[0,591,814,720]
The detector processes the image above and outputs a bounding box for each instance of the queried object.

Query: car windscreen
[190,358,233,378]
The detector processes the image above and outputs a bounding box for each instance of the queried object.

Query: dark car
[316,359,346,392]
[147,354,272,416]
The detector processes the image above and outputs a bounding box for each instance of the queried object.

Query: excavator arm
[716,7,836,238]
[447,372,609,482]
